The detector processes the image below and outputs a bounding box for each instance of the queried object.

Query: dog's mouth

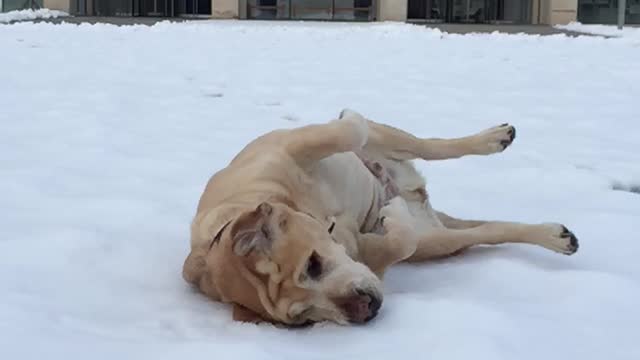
[285,319,316,328]
[285,290,381,326]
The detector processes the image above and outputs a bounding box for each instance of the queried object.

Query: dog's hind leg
[434,211,488,229]
[379,198,579,262]
[339,109,516,161]
[405,222,579,262]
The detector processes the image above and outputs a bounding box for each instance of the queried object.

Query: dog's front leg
[358,203,419,277]
[284,113,369,167]
[358,195,444,277]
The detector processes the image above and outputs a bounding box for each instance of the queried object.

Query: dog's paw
[473,123,516,155]
[537,223,579,255]
[339,108,363,120]
[380,197,413,226]
[380,197,416,234]
[335,110,369,149]
[379,198,419,261]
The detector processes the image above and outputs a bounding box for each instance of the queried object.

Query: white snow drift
[556,21,640,39]
[0,8,68,24]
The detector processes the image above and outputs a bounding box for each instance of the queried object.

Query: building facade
[4,0,639,25]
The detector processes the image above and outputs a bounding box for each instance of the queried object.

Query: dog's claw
[476,124,516,154]
[500,126,516,149]
[560,225,579,255]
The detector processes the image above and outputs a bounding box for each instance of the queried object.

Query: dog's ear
[182,247,220,300]
[183,247,207,285]
[230,202,275,256]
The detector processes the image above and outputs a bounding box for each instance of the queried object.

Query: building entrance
[408,0,532,24]
[247,0,375,21]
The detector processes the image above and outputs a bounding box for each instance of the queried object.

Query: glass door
[450,0,486,23]
[333,0,374,21]
[94,0,136,16]
[247,0,290,19]
[408,0,447,22]
[291,0,332,20]
[1,0,44,12]
[630,0,640,24]
[143,0,167,15]
[578,0,640,25]
[485,0,530,23]
[448,0,530,23]
[176,0,211,16]
[247,0,375,20]
[93,0,173,16]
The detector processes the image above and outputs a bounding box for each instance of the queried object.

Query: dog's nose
[343,289,382,324]
[366,291,382,319]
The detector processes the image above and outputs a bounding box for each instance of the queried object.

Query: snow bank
[1,20,639,360]
[0,8,68,23]
[556,21,640,39]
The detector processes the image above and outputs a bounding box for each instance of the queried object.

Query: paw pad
[560,225,579,255]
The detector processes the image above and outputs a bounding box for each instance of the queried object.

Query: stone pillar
[540,0,578,25]
[531,0,541,24]
[212,0,239,18]
[239,0,247,19]
[377,0,407,22]
[43,0,70,12]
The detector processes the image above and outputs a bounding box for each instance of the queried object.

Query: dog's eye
[327,221,335,234]
[306,251,322,280]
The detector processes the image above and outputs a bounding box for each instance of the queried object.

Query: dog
[182,109,579,326]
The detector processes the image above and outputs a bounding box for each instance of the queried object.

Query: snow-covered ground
[0,8,68,24]
[1,20,639,360]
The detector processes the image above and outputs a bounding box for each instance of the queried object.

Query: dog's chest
[309,153,384,228]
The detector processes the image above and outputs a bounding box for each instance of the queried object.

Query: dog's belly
[311,152,385,231]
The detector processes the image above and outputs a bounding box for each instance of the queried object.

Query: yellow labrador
[182,109,578,326]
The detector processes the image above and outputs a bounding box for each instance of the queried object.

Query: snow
[0,8,68,24]
[556,21,640,39]
[1,20,639,359]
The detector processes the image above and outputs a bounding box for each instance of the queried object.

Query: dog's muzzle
[335,289,382,324]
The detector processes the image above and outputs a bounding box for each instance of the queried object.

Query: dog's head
[183,201,382,326]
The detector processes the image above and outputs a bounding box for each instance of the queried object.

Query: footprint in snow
[612,181,640,195]
[261,101,282,107]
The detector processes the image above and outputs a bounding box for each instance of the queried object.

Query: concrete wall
[43,0,70,12]
[541,0,578,25]
[212,0,239,18]
[377,0,407,21]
